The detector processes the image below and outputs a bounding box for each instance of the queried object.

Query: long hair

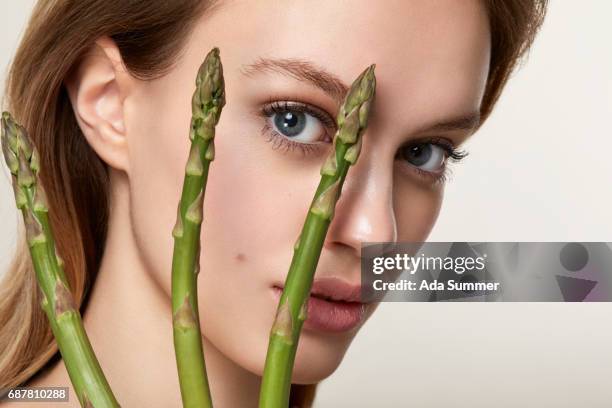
[0,1,547,406]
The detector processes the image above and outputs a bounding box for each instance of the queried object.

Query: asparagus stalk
[171,47,225,408]
[258,65,376,408]
[1,112,119,408]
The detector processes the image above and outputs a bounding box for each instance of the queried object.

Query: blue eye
[270,110,325,143]
[263,101,335,148]
[274,112,305,137]
[400,143,447,172]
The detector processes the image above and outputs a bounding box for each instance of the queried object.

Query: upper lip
[274,277,365,303]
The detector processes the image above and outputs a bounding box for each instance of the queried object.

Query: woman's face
[124,0,489,382]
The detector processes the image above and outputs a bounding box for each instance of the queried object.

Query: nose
[324,147,397,256]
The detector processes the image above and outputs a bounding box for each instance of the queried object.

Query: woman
[0,0,547,406]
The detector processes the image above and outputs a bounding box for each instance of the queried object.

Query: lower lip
[271,287,366,333]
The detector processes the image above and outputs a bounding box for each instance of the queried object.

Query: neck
[32,172,261,408]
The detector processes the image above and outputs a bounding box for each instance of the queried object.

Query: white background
[1,2,611,407]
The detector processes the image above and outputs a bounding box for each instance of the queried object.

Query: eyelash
[260,100,334,156]
[259,100,468,184]
[397,138,468,185]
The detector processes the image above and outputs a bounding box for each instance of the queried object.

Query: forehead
[198,0,490,129]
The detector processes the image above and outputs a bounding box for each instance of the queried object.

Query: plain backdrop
[1,2,611,407]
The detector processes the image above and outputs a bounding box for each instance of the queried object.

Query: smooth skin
[22,0,490,407]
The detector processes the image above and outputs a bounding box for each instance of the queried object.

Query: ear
[65,36,133,172]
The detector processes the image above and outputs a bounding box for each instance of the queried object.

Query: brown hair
[0,0,546,406]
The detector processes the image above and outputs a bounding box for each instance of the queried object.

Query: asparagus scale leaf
[1,112,120,408]
[171,47,225,408]
[258,65,376,408]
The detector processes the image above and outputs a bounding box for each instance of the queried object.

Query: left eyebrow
[241,57,350,104]
[418,112,481,134]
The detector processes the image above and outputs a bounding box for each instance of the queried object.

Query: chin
[230,325,357,384]
[290,329,359,384]
[291,348,349,384]
[290,306,380,383]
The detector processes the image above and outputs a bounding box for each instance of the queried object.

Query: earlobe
[65,36,132,172]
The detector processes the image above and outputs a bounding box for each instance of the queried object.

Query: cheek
[124,97,192,295]
[393,178,444,241]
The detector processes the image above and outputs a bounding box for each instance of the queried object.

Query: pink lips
[271,277,368,333]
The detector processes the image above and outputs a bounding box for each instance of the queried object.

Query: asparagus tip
[334,63,376,143]
[359,64,376,100]
[1,112,15,152]
[193,47,225,136]
[197,46,222,85]
[1,127,18,174]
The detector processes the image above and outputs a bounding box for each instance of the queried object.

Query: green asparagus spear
[1,112,119,408]
[258,65,376,408]
[171,47,225,408]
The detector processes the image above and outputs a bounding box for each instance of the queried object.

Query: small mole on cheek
[235,253,246,262]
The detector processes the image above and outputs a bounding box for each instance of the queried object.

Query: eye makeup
[262,100,337,130]
[396,137,468,184]
[259,99,336,156]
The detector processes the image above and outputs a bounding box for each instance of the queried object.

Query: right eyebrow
[241,57,350,104]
